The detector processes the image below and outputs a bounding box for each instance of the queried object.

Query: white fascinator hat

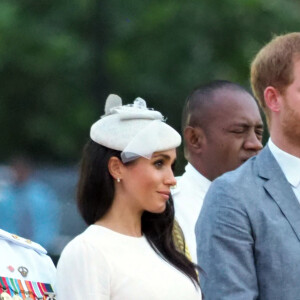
[90,94,181,163]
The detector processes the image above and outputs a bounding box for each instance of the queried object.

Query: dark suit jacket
[196,146,300,300]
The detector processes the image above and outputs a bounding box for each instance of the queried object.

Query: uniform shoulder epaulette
[0,229,47,255]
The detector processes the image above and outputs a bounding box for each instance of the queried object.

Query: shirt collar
[268,138,300,188]
[184,163,211,193]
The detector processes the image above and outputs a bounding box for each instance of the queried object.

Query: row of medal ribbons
[0,277,55,299]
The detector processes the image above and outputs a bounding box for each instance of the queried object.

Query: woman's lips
[157,191,170,200]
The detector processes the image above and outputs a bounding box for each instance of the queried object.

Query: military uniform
[0,229,56,299]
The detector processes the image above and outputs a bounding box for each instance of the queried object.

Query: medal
[23,291,31,300]
[0,292,12,300]
[43,292,56,300]
[17,267,28,278]
[0,276,55,300]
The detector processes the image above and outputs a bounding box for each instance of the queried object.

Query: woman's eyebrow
[152,154,171,160]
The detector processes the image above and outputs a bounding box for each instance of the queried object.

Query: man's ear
[264,86,281,112]
[184,126,205,154]
[108,156,124,180]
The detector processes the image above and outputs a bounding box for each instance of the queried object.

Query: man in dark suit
[196,32,300,299]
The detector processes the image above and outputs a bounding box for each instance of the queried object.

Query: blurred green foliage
[0,0,300,171]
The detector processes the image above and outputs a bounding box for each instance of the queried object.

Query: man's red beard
[281,98,300,148]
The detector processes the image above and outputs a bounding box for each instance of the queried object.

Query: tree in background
[0,0,300,170]
[0,0,106,162]
[104,0,300,128]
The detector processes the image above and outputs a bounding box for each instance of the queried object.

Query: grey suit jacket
[196,146,300,300]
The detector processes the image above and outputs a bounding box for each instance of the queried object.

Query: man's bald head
[182,80,264,181]
[182,80,250,132]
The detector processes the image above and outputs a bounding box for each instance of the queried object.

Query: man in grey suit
[196,32,300,299]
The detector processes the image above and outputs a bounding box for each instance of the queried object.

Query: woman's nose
[164,169,177,186]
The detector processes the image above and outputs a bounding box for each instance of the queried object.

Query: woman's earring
[117,178,121,183]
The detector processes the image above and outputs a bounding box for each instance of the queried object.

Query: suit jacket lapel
[257,146,300,241]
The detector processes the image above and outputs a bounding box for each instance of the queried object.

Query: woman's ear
[184,126,205,154]
[108,156,124,180]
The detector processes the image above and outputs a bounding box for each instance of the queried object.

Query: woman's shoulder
[60,225,130,258]
[56,226,113,298]
[60,225,147,263]
[61,225,108,254]
[57,226,114,273]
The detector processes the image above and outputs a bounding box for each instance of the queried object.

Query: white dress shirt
[268,138,300,202]
[172,163,211,263]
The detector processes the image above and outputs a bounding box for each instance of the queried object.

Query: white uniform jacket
[0,229,56,299]
[172,163,211,263]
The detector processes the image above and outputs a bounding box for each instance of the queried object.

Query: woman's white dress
[56,225,202,299]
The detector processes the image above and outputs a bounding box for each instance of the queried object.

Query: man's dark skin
[183,85,264,180]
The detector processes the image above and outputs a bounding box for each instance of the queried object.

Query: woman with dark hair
[56,95,201,299]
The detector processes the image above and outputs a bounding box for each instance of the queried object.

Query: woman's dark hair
[77,139,200,286]
[77,140,121,223]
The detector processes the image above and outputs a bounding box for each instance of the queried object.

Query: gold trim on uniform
[172,219,192,261]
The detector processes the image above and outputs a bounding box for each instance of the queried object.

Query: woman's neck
[95,196,143,237]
